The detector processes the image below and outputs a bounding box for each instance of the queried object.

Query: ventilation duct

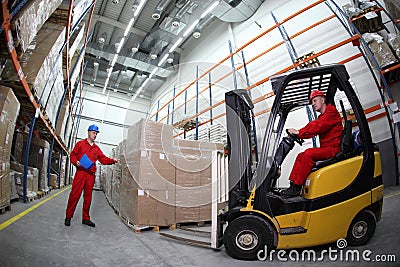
[152,0,174,20]
[86,46,175,78]
[212,0,264,22]
[192,13,215,39]
[172,0,195,27]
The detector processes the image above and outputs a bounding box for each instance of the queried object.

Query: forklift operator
[281,90,343,197]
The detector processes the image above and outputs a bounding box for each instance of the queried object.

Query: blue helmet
[88,124,100,133]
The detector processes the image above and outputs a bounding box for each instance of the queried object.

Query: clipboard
[79,153,95,170]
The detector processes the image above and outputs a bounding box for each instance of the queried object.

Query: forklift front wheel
[223,215,274,260]
[346,210,376,246]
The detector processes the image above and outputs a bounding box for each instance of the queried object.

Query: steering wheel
[286,129,304,146]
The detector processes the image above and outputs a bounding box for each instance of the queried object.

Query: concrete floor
[0,186,399,267]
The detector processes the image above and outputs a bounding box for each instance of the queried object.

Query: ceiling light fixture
[201,1,219,19]
[172,18,180,27]
[183,19,199,37]
[124,18,135,36]
[134,0,147,17]
[150,53,158,60]
[132,0,140,11]
[169,37,183,53]
[192,29,201,38]
[152,10,161,20]
[149,67,158,78]
[158,53,169,66]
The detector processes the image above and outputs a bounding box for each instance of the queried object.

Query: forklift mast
[225,89,256,209]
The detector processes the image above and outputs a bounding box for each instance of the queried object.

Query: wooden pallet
[176,220,211,228]
[0,204,11,214]
[25,195,37,203]
[119,214,176,233]
[36,191,45,199]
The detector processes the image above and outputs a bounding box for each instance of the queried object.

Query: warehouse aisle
[0,186,399,266]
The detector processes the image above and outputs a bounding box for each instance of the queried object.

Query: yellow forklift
[220,64,384,260]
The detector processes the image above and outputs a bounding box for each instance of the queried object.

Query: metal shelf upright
[327,0,400,184]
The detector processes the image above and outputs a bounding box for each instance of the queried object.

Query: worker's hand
[76,161,80,167]
[287,128,299,135]
[114,158,121,164]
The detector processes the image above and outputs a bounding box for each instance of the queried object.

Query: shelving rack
[149,0,400,184]
[1,0,95,202]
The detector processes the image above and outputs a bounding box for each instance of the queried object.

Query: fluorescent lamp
[124,18,135,36]
[116,37,125,53]
[110,54,118,67]
[201,1,219,19]
[134,0,147,17]
[183,19,199,37]
[141,77,150,88]
[103,77,110,94]
[158,53,169,66]
[169,37,183,53]
[149,67,158,78]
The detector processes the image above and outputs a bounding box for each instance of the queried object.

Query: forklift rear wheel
[346,210,376,246]
[223,215,274,260]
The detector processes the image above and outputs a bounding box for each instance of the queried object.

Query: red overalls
[66,139,115,220]
[289,104,343,185]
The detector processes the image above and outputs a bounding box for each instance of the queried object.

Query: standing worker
[281,90,343,197]
[65,124,119,227]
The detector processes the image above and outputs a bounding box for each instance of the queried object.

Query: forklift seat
[312,119,355,171]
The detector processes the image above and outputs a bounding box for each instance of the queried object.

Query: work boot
[82,219,96,227]
[281,182,302,198]
[64,218,71,226]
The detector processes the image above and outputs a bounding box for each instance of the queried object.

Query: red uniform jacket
[298,104,343,148]
[70,139,115,174]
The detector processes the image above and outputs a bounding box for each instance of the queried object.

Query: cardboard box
[126,119,174,153]
[120,189,158,226]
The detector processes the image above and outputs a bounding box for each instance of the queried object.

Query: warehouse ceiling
[82,0,265,100]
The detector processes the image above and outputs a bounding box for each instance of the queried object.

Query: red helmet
[309,90,326,103]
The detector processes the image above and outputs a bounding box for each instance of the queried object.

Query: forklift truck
[220,64,384,260]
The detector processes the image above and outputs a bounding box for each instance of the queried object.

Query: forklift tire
[223,215,274,260]
[346,210,376,246]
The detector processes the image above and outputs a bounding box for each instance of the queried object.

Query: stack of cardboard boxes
[12,133,50,191]
[0,86,20,208]
[118,119,223,227]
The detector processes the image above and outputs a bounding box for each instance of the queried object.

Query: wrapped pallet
[2,21,65,127]
[387,33,400,59]
[10,0,63,53]
[10,162,39,193]
[120,119,223,227]
[56,0,93,29]
[0,87,20,207]
[363,33,398,68]
[12,133,50,191]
